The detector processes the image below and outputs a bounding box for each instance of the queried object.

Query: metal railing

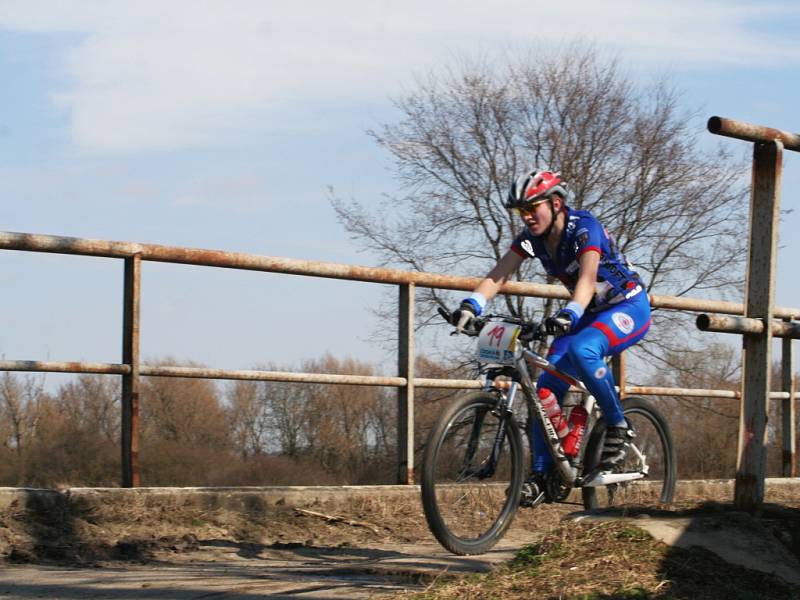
[705,116,800,510]
[1,227,799,488]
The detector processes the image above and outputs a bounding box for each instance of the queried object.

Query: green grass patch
[402,521,800,600]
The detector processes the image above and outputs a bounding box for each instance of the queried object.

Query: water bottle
[538,388,568,439]
[562,404,588,458]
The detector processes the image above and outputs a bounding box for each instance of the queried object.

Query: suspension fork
[461,380,520,479]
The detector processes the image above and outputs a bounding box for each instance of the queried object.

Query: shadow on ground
[573,501,800,597]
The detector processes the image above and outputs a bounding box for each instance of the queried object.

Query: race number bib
[476,323,521,365]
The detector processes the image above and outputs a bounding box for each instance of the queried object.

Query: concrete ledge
[1,478,798,513]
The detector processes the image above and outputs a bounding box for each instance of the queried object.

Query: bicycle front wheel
[421,392,525,555]
[582,396,677,510]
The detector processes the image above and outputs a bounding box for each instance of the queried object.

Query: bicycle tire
[582,396,677,510]
[421,391,525,555]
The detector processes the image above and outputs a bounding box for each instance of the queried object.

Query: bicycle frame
[478,344,584,485]
[478,331,647,489]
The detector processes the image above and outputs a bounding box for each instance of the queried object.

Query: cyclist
[451,169,650,506]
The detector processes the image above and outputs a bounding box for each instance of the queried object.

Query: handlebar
[437,307,545,342]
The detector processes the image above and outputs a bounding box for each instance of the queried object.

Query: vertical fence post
[735,140,783,511]
[782,322,797,477]
[612,352,627,400]
[397,283,415,484]
[122,255,141,488]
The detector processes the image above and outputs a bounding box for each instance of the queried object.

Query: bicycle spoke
[582,397,676,510]
[421,393,524,555]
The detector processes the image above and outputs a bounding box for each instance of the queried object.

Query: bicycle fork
[459,379,520,480]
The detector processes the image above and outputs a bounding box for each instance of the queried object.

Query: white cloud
[1,0,798,153]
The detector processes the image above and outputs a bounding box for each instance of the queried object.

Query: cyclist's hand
[451,300,478,334]
[540,308,578,336]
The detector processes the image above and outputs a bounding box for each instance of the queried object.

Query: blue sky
[1,0,799,385]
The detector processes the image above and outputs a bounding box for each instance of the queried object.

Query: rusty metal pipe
[122,255,141,488]
[4,230,800,317]
[650,295,799,319]
[414,378,483,389]
[0,360,130,375]
[696,314,800,338]
[0,232,567,298]
[708,116,800,152]
[625,385,739,399]
[141,365,409,387]
[4,360,800,401]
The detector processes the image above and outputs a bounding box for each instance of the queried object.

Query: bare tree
[0,372,46,459]
[227,370,313,458]
[266,381,311,458]
[650,343,741,478]
[226,356,395,482]
[284,355,398,482]
[227,379,272,457]
[138,360,232,485]
[332,44,746,363]
[57,374,120,444]
[22,375,121,487]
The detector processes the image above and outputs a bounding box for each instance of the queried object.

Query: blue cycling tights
[530,291,651,473]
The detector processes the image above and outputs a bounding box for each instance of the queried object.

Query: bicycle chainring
[546,474,572,503]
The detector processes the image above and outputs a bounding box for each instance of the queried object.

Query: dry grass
[402,520,800,600]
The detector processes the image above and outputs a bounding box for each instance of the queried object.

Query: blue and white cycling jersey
[510,207,644,311]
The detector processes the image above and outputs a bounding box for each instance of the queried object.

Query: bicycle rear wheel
[582,396,676,510]
[421,391,525,555]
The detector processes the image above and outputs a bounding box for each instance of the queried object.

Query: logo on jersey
[595,366,607,379]
[612,312,635,335]
[521,239,534,256]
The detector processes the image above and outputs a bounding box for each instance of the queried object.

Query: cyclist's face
[519,198,555,236]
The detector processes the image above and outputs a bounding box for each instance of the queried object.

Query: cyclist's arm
[471,249,525,303]
[572,249,600,308]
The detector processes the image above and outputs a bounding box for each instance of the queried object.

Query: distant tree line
[0,355,462,487]
[0,350,793,488]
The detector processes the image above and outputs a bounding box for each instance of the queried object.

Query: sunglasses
[514,199,548,215]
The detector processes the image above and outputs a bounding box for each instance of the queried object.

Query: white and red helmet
[506,169,567,209]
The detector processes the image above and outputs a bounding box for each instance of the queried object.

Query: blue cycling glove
[450,293,486,333]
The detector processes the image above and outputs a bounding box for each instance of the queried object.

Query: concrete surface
[1,479,799,598]
[1,478,799,512]
[0,537,526,599]
[3,477,800,509]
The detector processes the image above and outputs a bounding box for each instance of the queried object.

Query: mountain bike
[420,310,676,555]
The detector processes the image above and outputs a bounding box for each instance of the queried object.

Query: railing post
[612,352,627,400]
[735,139,783,511]
[782,321,797,477]
[122,255,141,487]
[397,283,415,484]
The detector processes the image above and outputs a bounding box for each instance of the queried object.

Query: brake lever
[437,306,453,324]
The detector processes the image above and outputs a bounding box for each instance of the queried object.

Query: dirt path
[1,482,799,598]
[0,536,530,599]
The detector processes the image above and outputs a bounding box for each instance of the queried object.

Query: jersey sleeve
[574,216,604,258]
[510,232,536,259]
